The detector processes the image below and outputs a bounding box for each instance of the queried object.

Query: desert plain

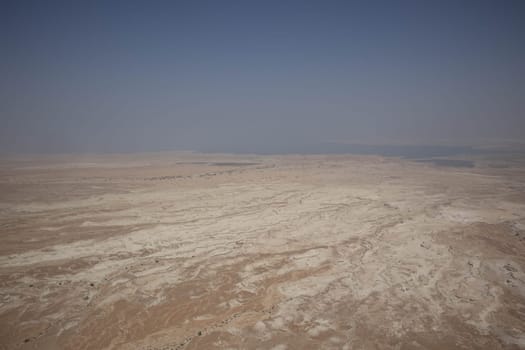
[0,151,524,350]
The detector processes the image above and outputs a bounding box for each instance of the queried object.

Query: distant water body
[200,143,480,159]
[414,159,475,168]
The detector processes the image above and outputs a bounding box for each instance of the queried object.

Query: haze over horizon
[1,0,524,154]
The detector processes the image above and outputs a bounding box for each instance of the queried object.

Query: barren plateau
[1,152,525,349]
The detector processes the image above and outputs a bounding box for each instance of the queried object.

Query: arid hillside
[1,152,524,350]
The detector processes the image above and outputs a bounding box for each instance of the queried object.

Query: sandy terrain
[1,152,524,350]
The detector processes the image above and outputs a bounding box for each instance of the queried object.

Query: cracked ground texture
[1,152,524,349]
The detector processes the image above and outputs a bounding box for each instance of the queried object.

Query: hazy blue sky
[1,0,524,153]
